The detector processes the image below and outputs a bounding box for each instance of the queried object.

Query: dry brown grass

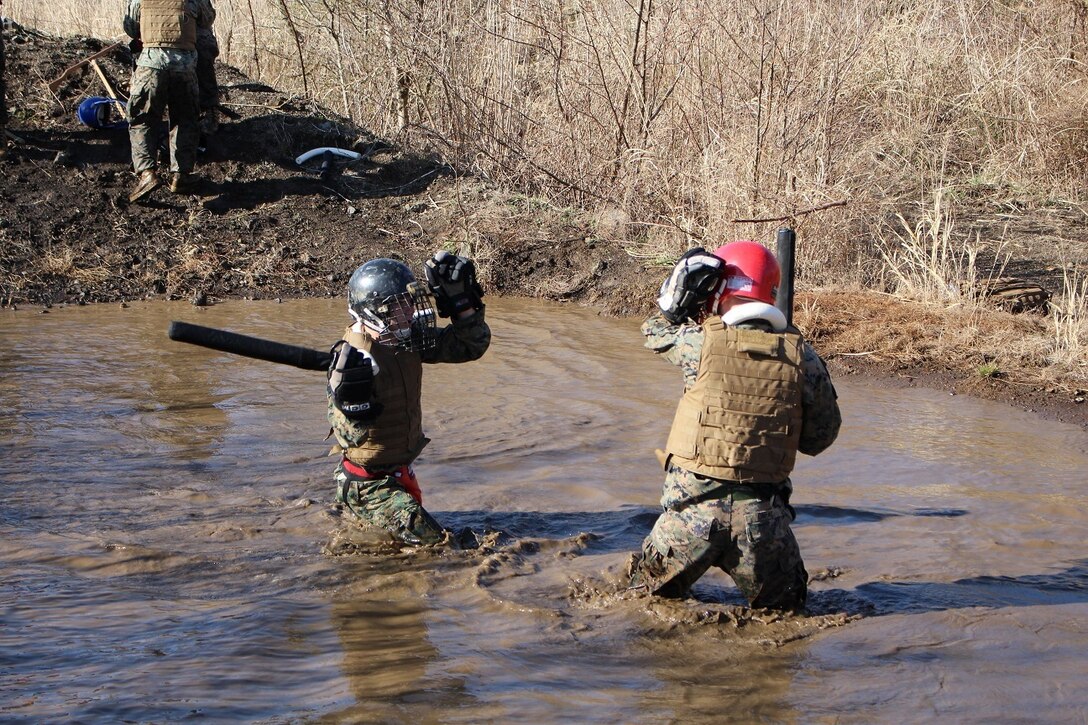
[797,288,1088,388]
[1050,266,1088,376]
[876,188,1013,304]
[37,246,112,285]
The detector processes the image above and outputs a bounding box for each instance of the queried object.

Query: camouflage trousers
[0,26,7,127]
[334,462,447,546]
[196,51,218,112]
[127,65,200,174]
[195,40,218,111]
[629,465,808,611]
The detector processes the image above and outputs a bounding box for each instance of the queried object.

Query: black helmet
[349,259,416,317]
[347,259,437,351]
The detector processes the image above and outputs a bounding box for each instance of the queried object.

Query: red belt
[342,459,423,505]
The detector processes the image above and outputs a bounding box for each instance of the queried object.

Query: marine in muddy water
[627,241,841,611]
[328,252,490,546]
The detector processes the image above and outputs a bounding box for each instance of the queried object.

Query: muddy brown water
[2,298,1086,722]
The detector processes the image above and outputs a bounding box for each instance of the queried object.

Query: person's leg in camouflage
[628,466,733,597]
[628,466,808,610]
[718,489,808,611]
[334,463,447,546]
[127,66,167,200]
[195,34,219,135]
[165,67,200,190]
[628,505,727,597]
[0,21,8,160]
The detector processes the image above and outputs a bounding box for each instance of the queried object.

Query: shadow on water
[437,507,657,552]
[797,504,969,523]
[811,560,1088,618]
[437,504,970,553]
[438,508,1082,621]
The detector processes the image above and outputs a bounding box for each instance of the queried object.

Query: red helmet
[710,241,780,310]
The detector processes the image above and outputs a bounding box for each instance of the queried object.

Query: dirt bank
[0,29,643,313]
[2,27,1086,431]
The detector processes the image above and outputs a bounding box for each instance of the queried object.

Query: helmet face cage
[348,260,437,352]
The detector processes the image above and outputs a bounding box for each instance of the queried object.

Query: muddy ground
[0,30,644,312]
[2,28,1086,430]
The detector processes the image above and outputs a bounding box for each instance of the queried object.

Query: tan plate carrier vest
[141,0,197,51]
[333,328,429,470]
[664,316,805,483]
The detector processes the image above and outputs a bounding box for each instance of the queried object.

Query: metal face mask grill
[366,282,437,352]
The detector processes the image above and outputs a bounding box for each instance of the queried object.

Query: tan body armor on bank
[140,0,197,50]
[333,328,429,470]
[665,316,805,482]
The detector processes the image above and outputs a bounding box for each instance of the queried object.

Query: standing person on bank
[195,4,219,136]
[326,252,491,546]
[627,241,841,611]
[0,0,8,160]
[123,0,215,201]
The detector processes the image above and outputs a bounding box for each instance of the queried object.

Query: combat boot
[169,172,191,194]
[199,109,219,136]
[129,169,161,202]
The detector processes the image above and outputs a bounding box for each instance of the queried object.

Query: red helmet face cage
[709,241,781,310]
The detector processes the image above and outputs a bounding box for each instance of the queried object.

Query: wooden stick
[89,60,121,100]
[45,41,123,94]
[89,60,129,119]
[733,199,848,224]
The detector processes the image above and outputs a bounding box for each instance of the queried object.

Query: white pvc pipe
[294,147,363,166]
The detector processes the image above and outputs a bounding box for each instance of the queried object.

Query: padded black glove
[424,250,485,318]
[657,247,725,323]
[327,342,381,422]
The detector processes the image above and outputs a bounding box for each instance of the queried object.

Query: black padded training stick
[168,321,333,371]
[775,227,796,326]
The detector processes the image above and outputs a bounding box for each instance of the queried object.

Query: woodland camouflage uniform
[628,313,841,611]
[328,312,491,545]
[123,0,215,176]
